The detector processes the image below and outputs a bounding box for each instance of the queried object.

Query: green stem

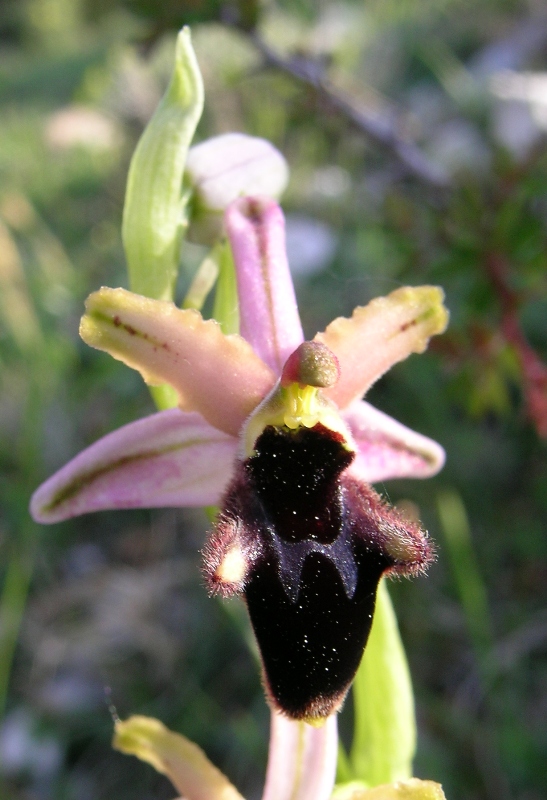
[212,239,239,336]
[0,355,48,715]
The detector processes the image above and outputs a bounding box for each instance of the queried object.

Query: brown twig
[485,253,547,437]
[233,19,547,436]
[246,30,452,191]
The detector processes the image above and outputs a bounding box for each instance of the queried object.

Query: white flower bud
[185,133,289,244]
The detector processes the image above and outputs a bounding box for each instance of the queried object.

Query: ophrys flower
[31,195,448,722]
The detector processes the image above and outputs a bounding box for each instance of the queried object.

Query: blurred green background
[1,0,547,798]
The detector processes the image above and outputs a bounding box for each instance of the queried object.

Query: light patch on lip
[215,544,248,586]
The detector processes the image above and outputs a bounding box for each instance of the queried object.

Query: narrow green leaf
[0,534,35,717]
[436,490,494,665]
[337,741,354,784]
[349,579,416,787]
[122,26,204,303]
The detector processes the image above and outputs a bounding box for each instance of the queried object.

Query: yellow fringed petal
[80,287,276,437]
[113,715,245,800]
[331,777,447,800]
[315,286,449,410]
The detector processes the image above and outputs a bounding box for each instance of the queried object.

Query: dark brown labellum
[203,422,433,721]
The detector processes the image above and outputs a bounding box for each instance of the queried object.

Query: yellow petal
[113,715,245,800]
[315,286,448,410]
[80,287,276,436]
[331,778,447,800]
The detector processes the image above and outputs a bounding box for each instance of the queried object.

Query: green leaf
[436,490,494,667]
[349,580,416,787]
[122,26,204,303]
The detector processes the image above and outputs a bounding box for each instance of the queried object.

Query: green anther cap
[281,341,340,388]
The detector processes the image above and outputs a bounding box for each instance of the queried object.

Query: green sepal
[122,26,204,303]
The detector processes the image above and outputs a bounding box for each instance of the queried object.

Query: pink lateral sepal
[343,399,445,483]
[30,409,237,523]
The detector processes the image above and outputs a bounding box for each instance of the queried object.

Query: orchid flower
[31,197,446,527]
[31,195,448,798]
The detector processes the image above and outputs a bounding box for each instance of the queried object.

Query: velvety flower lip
[30,196,447,525]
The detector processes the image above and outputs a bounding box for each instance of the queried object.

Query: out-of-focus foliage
[1,1,546,798]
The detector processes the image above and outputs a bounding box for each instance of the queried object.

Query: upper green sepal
[122,26,204,302]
